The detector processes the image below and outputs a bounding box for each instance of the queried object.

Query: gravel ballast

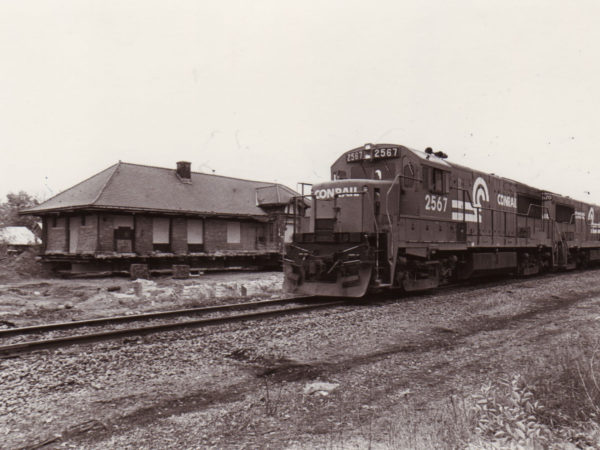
[2,269,600,448]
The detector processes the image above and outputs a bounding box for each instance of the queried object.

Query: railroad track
[4,268,595,358]
[0,296,348,357]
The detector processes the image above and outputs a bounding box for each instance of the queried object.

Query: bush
[0,247,48,281]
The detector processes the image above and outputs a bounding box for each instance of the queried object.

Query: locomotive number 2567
[425,194,448,212]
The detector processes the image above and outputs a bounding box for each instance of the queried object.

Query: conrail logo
[497,194,517,208]
[472,177,489,208]
[450,177,489,223]
[313,186,360,200]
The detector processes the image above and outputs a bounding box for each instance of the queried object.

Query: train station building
[20,161,301,275]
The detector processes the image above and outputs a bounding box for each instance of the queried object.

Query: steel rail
[0,295,320,338]
[0,300,348,357]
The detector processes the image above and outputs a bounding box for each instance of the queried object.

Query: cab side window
[402,158,414,188]
[434,169,443,193]
[333,170,347,180]
[422,166,449,194]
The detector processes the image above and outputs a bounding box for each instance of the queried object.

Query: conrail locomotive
[283,143,600,297]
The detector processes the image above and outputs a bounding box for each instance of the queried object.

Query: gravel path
[2,269,600,448]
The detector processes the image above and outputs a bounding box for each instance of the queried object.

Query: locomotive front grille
[315,218,335,232]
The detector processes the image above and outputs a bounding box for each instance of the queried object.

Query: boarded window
[187,219,203,244]
[69,217,80,254]
[153,218,170,244]
[227,221,241,244]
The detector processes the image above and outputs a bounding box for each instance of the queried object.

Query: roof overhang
[20,205,271,221]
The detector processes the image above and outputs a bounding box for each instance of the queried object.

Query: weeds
[0,247,48,280]
[264,333,600,449]
[262,377,284,417]
[469,374,552,448]
[466,333,600,448]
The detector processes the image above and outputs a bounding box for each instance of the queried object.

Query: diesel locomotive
[283,143,600,297]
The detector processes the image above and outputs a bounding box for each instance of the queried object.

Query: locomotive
[283,143,600,297]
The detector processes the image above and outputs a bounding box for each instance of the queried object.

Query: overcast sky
[1,0,599,204]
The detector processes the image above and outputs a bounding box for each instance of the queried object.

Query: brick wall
[240,222,256,250]
[46,217,67,252]
[135,215,153,255]
[203,219,226,252]
[41,216,48,253]
[171,217,187,254]
[97,215,115,252]
[76,214,98,253]
[203,219,274,252]
[43,213,280,256]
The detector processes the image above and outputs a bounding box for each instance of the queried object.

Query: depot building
[20,161,301,275]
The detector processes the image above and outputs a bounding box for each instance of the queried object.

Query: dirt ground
[0,271,283,328]
[2,269,600,448]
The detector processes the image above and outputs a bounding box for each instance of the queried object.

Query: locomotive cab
[284,144,404,297]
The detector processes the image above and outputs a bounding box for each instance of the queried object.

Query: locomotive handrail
[385,173,403,266]
[520,203,549,220]
[567,213,578,225]
[290,194,314,237]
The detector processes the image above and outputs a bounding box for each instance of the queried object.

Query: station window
[187,219,204,243]
[227,221,241,244]
[152,217,171,252]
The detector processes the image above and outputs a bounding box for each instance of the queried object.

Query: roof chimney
[176,161,191,182]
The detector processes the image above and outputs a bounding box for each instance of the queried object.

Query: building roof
[21,162,299,217]
[0,227,41,246]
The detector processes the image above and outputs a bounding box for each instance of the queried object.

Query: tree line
[0,191,40,235]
